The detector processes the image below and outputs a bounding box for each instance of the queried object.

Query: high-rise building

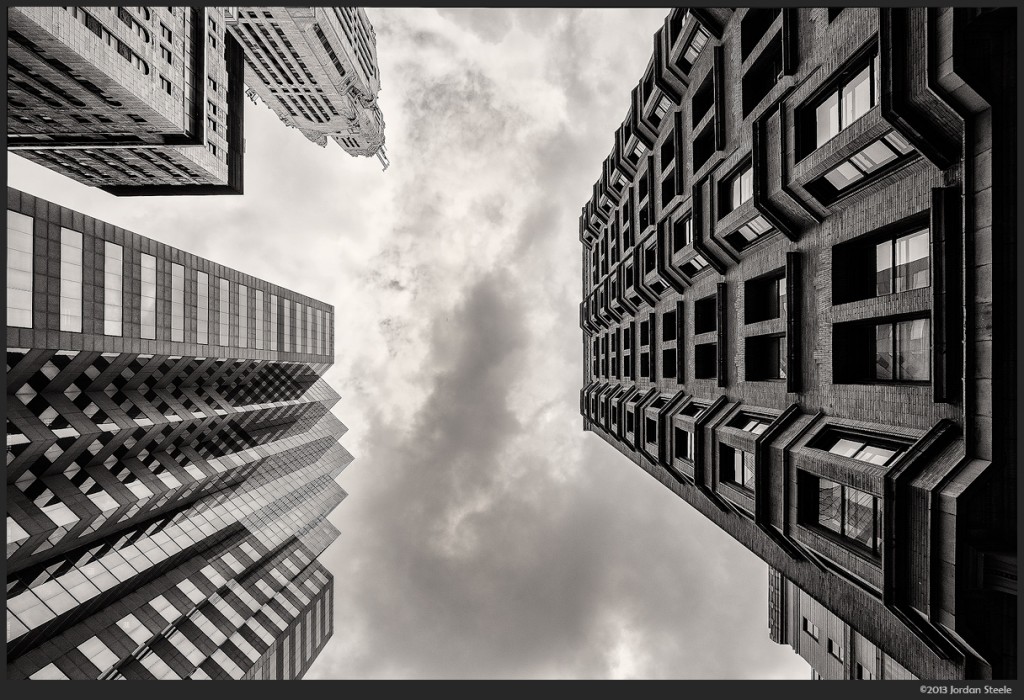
[579,8,1015,680]
[7,6,245,196]
[768,567,918,680]
[6,187,350,680]
[222,7,388,168]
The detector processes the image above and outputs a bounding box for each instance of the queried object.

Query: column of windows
[171,263,185,341]
[140,254,157,339]
[7,211,33,328]
[197,271,209,344]
[238,284,248,349]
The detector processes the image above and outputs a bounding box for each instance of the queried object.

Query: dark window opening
[695,343,717,378]
[692,122,715,172]
[694,295,717,334]
[673,217,693,252]
[798,471,881,555]
[674,426,695,461]
[644,245,657,275]
[691,71,715,129]
[828,8,845,22]
[741,31,783,116]
[745,334,786,381]
[724,215,775,252]
[833,316,930,384]
[645,417,657,444]
[832,225,929,304]
[720,162,753,216]
[662,348,677,379]
[745,271,786,323]
[797,52,879,158]
[662,311,677,341]
[741,8,781,60]
[720,444,755,491]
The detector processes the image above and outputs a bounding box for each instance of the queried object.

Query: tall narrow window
[270,293,279,351]
[255,289,265,349]
[197,271,209,344]
[876,228,929,296]
[103,242,123,336]
[307,306,314,354]
[60,228,83,332]
[321,308,328,355]
[7,211,34,328]
[284,300,292,352]
[141,254,157,339]
[171,263,185,342]
[218,278,229,345]
[238,284,248,348]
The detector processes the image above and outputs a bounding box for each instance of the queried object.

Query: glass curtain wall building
[6,188,349,680]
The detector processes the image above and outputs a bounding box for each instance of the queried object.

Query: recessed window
[60,228,84,333]
[662,311,677,342]
[626,409,635,433]
[876,228,929,296]
[745,334,786,381]
[856,663,874,680]
[742,31,783,116]
[7,211,34,328]
[171,263,185,342]
[731,415,770,435]
[721,163,753,216]
[740,8,781,60]
[691,71,714,128]
[672,217,693,252]
[161,23,173,42]
[197,271,209,344]
[801,52,879,155]
[692,121,715,172]
[662,348,677,379]
[161,45,172,64]
[833,316,930,383]
[833,223,930,303]
[694,295,717,334]
[720,444,755,491]
[674,427,695,461]
[141,254,157,340]
[745,271,786,323]
[679,254,710,278]
[645,417,658,444]
[695,342,717,378]
[678,24,711,72]
[828,638,845,662]
[725,214,774,251]
[800,472,881,554]
[809,131,915,202]
[802,617,820,641]
[817,430,905,466]
[160,75,172,94]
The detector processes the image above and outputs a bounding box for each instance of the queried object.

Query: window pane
[850,139,897,173]
[171,264,185,342]
[844,487,876,549]
[218,278,229,345]
[875,322,894,380]
[894,229,930,292]
[740,167,753,204]
[197,272,209,344]
[7,211,34,328]
[60,228,83,332]
[824,161,863,190]
[255,290,264,350]
[841,65,872,127]
[742,451,756,490]
[876,240,894,296]
[284,299,292,352]
[238,284,248,349]
[854,443,898,466]
[270,294,278,351]
[815,91,840,148]
[141,254,157,339]
[817,479,842,534]
[897,318,930,380]
[829,438,864,458]
[103,242,123,336]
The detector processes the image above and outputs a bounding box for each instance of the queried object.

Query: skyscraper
[223,7,388,168]
[6,187,350,680]
[579,8,1015,680]
[7,7,245,195]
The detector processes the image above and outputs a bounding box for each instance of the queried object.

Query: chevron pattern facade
[6,188,351,680]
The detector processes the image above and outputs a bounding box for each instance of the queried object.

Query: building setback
[7,6,244,195]
[223,6,388,167]
[6,187,350,680]
[579,8,1015,680]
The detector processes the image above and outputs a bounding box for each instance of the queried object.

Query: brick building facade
[579,8,1015,679]
[6,188,349,679]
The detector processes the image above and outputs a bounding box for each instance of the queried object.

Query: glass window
[284,299,292,352]
[30,663,69,680]
[141,254,157,339]
[812,477,880,553]
[7,211,34,328]
[79,635,119,673]
[238,284,248,349]
[60,228,83,332]
[877,229,930,296]
[218,278,229,345]
[726,164,753,213]
[875,318,930,381]
[255,289,265,350]
[307,306,314,353]
[841,65,872,130]
[270,294,279,351]
[812,56,878,149]
[814,91,840,149]
[321,308,329,355]
[674,427,695,461]
[826,435,900,465]
[171,263,185,342]
[196,272,209,344]
[103,242,123,336]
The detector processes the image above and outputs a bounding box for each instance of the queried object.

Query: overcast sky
[8,8,811,680]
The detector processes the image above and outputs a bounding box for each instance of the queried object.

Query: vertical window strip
[7,211,34,328]
[270,293,279,351]
[103,242,123,336]
[171,264,185,342]
[238,284,248,349]
[197,271,209,344]
[141,254,157,339]
[307,306,314,355]
[284,300,291,352]
[218,278,229,345]
[255,289,265,350]
[60,228,83,332]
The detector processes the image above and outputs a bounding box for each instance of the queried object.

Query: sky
[7,8,811,681]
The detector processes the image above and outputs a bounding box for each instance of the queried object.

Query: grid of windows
[171,263,185,342]
[60,228,83,332]
[197,271,209,344]
[141,254,157,339]
[239,284,248,348]
[7,210,33,328]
